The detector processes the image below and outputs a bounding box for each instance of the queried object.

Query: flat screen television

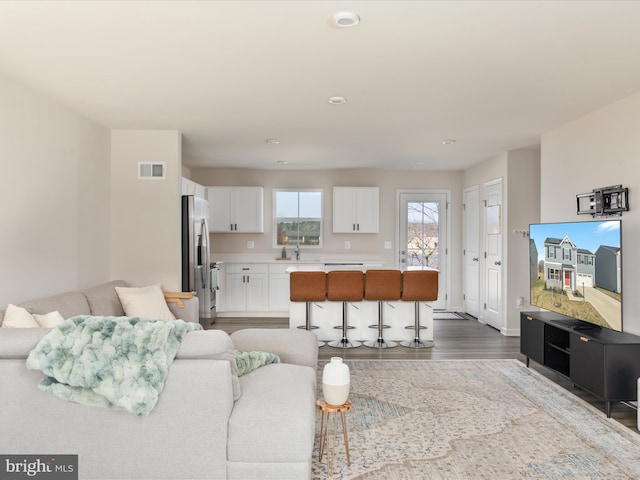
[529,219,622,332]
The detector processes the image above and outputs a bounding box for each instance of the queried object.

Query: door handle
[494,261,502,266]
[472,257,479,262]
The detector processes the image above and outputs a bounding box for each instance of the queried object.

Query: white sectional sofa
[0,281,318,479]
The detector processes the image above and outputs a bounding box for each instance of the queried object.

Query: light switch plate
[247,241,255,249]
[345,241,351,249]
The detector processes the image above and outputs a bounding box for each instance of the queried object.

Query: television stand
[521,311,640,417]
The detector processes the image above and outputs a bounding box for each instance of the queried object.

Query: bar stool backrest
[401,270,438,301]
[327,271,364,302]
[290,271,327,302]
[364,270,402,301]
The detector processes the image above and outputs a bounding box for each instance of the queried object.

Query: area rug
[312,360,640,479]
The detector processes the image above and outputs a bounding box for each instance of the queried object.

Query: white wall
[462,148,541,335]
[0,72,110,308]
[193,167,464,310]
[506,149,541,333]
[110,130,182,290]
[541,90,640,335]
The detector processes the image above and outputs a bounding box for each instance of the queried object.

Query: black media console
[521,311,640,417]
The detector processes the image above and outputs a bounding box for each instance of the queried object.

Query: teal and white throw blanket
[234,350,280,376]
[26,315,201,416]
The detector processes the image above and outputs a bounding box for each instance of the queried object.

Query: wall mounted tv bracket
[576,185,629,217]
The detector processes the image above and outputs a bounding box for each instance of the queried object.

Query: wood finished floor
[211,315,638,433]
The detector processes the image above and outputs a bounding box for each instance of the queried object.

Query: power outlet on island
[344,241,351,249]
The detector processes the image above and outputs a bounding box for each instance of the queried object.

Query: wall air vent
[138,162,166,180]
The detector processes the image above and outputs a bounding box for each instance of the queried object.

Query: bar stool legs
[364,301,397,348]
[296,302,325,347]
[401,301,434,348]
[328,303,361,349]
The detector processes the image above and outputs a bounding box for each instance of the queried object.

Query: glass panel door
[399,192,447,310]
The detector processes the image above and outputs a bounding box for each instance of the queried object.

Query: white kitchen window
[273,189,322,248]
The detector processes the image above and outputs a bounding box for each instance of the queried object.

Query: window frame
[273,188,323,249]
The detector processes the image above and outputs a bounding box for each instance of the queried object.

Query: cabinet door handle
[580,336,589,343]
[357,223,360,231]
[526,316,532,321]
[353,223,356,231]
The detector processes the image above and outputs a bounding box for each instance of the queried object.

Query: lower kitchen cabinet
[223,264,268,312]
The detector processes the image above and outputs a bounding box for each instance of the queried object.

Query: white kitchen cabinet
[207,186,264,233]
[333,187,379,233]
[223,264,268,312]
[182,177,207,199]
[268,263,291,313]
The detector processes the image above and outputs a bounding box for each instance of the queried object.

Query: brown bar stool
[290,271,326,347]
[401,270,438,348]
[327,270,363,349]
[364,270,401,349]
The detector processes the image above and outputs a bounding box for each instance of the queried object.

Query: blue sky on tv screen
[530,220,621,261]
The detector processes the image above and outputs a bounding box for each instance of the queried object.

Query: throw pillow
[33,311,65,328]
[2,304,40,328]
[115,284,176,321]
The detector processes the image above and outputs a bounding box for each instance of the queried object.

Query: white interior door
[463,186,480,318]
[483,179,503,331]
[398,192,448,310]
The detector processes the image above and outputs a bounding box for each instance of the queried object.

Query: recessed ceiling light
[277,160,288,165]
[265,139,279,145]
[331,12,360,28]
[328,96,347,105]
[442,139,456,145]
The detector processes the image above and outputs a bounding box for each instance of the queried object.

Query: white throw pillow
[2,304,39,328]
[33,311,66,328]
[115,284,176,321]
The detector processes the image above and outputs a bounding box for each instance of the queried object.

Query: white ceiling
[1,1,640,171]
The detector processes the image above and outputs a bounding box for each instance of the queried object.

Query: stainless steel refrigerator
[181,195,215,323]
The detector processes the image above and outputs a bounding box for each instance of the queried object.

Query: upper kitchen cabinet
[333,187,379,233]
[181,177,207,199]
[207,186,264,233]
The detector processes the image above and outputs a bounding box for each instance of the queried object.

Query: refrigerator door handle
[199,219,208,290]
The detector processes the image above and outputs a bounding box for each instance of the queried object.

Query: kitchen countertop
[285,263,384,273]
[210,253,387,266]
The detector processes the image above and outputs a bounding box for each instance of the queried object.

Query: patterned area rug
[312,360,640,479]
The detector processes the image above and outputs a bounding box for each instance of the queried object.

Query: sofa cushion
[33,311,65,328]
[228,363,316,463]
[115,284,175,321]
[0,328,49,358]
[82,280,129,316]
[19,290,90,320]
[177,330,241,400]
[1,304,40,328]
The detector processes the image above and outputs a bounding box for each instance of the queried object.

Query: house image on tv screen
[595,245,622,294]
[543,236,596,291]
[542,236,621,295]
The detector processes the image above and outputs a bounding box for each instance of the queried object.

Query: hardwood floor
[211,315,638,432]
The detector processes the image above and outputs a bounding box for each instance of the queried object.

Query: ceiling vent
[138,162,166,180]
